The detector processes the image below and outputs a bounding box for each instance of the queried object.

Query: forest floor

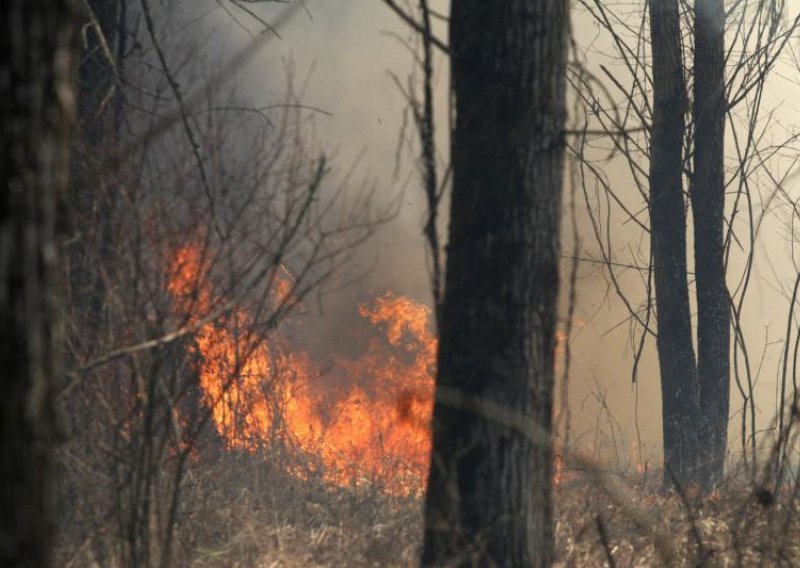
[555,474,800,567]
[181,466,800,567]
[59,457,800,567]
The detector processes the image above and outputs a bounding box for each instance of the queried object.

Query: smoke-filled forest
[4,0,800,566]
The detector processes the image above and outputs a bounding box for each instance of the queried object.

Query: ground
[57,452,800,567]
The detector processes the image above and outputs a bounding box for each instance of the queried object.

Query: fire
[167,242,434,495]
[167,241,568,495]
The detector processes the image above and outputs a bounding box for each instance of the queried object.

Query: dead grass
[57,450,800,567]
[180,464,423,568]
[555,473,800,567]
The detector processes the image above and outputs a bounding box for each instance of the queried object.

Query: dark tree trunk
[648,0,702,490]
[422,1,567,565]
[692,0,729,489]
[0,1,75,566]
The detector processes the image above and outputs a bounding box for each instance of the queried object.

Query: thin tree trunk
[648,0,702,489]
[422,1,567,565]
[0,1,75,566]
[692,0,729,489]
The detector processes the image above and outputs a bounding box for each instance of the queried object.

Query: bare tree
[573,0,800,490]
[422,1,568,564]
[55,3,387,565]
[648,0,703,489]
[648,0,729,491]
[692,0,728,489]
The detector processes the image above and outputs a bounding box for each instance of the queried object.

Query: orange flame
[167,241,568,495]
[167,242,434,495]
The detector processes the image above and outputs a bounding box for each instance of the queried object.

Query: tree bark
[422,1,567,565]
[0,1,75,566]
[692,0,729,489]
[648,0,702,489]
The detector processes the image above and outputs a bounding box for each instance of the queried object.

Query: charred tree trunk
[692,0,728,489]
[0,1,75,566]
[422,1,567,565]
[648,0,702,490]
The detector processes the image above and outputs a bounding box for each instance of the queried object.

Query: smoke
[145,0,800,474]
[152,0,653,469]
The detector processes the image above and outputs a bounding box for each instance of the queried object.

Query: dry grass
[58,448,800,567]
[188,468,799,567]
[555,472,800,567]
[178,460,423,568]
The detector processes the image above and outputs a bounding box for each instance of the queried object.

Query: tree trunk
[0,1,75,566]
[692,0,729,489]
[422,1,567,565]
[648,0,702,490]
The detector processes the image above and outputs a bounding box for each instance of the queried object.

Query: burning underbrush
[162,242,800,567]
[167,242,435,496]
[56,239,800,567]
